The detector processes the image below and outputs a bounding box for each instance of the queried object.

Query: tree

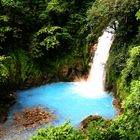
[117,46,140,98]
[30,26,72,58]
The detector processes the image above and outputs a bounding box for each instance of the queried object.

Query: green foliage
[30,26,72,58]
[1,0,17,7]
[106,42,128,87]
[86,0,114,42]
[0,0,93,84]
[107,80,140,140]
[86,0,140,43]
[31,121,86,140]
[117,46,140,98]
[135,9,140,43]
[0,56,9,82]
[136,9,140,20]
[106,0,140,91]
[83,117,112,140]
[0,15,12,42]
[7,49,41,84]
[47,0,68,14]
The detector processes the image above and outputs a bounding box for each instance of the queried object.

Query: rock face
[80,115,103,129]
[113,98,122,113]
[58,63,86,81]
[76,63,83,72]
[88,43,97,61]
[59,65,70,79]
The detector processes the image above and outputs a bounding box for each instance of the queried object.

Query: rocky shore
[0,107,55,138]
[14,107,55,128]
[0,43,95,125]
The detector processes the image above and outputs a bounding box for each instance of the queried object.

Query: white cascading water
[73,27,115,98]
[88,28,115,91]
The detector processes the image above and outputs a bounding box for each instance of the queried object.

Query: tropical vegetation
[0,0,140,139]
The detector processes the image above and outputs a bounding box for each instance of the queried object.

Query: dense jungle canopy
[0,0,140,139]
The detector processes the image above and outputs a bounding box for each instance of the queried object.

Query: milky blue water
[10,82,116,126]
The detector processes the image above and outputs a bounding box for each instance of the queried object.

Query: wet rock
[82,74,88,81]
[88,43,97,61]
[113,98,122,113]
[59,65,70,78]
[80,115,103,129]
[69,70,79,81]
[76,63,83,72]
[14,107,55,129]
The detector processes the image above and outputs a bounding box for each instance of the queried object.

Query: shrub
[30,121,86,140]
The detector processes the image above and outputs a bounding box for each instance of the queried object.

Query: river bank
[0,44,93,124]
[0,107,55,138]
[0,67,88,125]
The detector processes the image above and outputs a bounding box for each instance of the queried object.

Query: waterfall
[73,27,115,98]
[87,28,115,92]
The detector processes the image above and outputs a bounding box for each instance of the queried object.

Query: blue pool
[10,82,116,126]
